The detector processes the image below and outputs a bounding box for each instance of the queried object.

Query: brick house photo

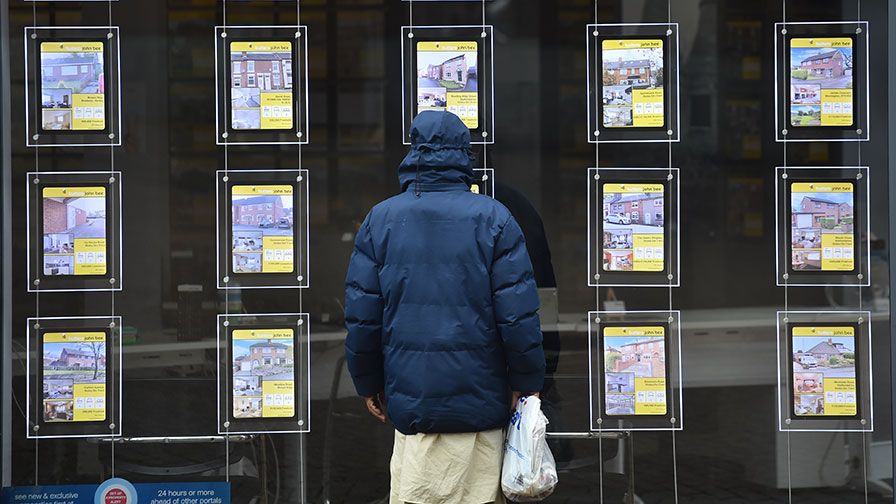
[603,192,664,227]
[231,51,293,91]
[799,50,847,78]
[231,195,285,226]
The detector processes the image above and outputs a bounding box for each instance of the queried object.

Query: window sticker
[789,181,854,272]
[42,332,107,423]
[232,328,296,419]
[789,37,854,127]
[231,185,295,274]
[603,326,668,416]
[230,41,294,130]
[42,186,107,277]
[40,41,106,131]
[791,326,857,417]
[416,41,479,129]
[601,39,665,128]
[602,183,665,272]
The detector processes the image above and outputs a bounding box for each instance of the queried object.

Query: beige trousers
[389,428,506,504]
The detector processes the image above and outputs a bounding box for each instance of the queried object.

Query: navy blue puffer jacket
[344,111,545,435]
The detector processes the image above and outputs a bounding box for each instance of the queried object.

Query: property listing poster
[40,42,106,131]
[601,39,664,128]
[603,326,667,416]
[789,38,854,127]
[42,332,107,423]
[42,187,107,276]
[790,182,854,271]
[792,326,857,416]
[416,41,479,129]
[602,183,665,272]
[232,329,296,419]
[231,185,295,274]
[230,41,294,130]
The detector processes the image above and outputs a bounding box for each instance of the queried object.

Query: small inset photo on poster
[774,22,868,142]
[601,325,669,417]
[25,27,122,147]
[775,166,868,287]
[401,25,494,145]
[776,311,871,432]
[27,171,122,292]
[217,170,309,290]
[27,316,121,439]
[215,26,309,146]
[217,313,311,434]
[587,23,680,143]
[589,168,679,287]
[600,39,665,129]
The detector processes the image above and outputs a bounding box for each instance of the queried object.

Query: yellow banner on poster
[72,383,106,422]
[41,41,104,53]
[232,185,292,196]
[820,233,854,271]
[632,233,664,271]
[602,39,663,50]
[790,182,853,193]
[262,236,294,273]
[262,380,295,418]
[44,332,106,343]
[259,92,294,130]
[603,184,664,194]
[73,238,107,275]
[232,328,294,340]
[230,41,292,53]
[604,326,665,337]
[793,326,855,337]
[790,37,852,49]
[634,377,667,415]
[447,92,479,129]
[417,41,478,52]
[42,186,106,198]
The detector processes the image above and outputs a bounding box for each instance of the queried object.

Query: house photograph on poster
[789,182,854,272]
[789,37,854,127]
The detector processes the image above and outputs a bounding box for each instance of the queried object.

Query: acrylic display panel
[401,25,495,145]
[774,21,869,142]
[470,168,494,198]
[588,310,683,431]
[587,168,679,287]
[776,311,873,432]
[775,166,869,287]
[26,316,122,439]
[26,171,123,293]
[214,25,309,146]
[24,26,122,147]
[586,23,680,143]
[216,170,310,290]
[217,313,311,434]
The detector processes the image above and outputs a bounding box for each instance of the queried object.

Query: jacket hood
[398,111,476,191]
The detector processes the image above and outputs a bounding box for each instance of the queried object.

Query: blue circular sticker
[95,479,137,504]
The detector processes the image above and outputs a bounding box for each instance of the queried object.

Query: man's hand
[364,392,387,423]
[511,391,541,411]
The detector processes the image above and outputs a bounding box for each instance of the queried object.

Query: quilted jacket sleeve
[491,215,546,393]
[344,217,386,397]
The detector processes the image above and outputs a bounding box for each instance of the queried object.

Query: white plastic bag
[501,395,558,502]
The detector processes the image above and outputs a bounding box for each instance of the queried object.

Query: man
[344,110,545,504]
